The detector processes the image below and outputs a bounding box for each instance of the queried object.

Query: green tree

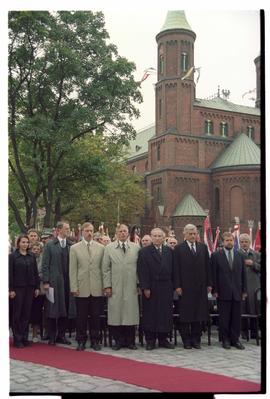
[66,145,148,233]
[9,11,142,231]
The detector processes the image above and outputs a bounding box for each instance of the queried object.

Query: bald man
[141,235,152,247]
[137,228,175,350]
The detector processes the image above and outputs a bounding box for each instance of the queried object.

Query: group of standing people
[9,221,260,353]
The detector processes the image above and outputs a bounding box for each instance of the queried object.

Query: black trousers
[31,295,45,325]
[179,321,202,345]
[48,317,68,340]
[144,331,169,345]
[11,286,35,344]
[218,299,241,344]
[75,296,102,344]
[110,325,136,346]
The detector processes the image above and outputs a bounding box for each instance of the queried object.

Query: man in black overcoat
[238,233,260,339]
[42,221,74,345]
[137,227,175,350]
[211,231,247,349]
[173,224,212,349]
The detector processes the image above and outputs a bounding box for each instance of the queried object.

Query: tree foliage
[8,11,143,232]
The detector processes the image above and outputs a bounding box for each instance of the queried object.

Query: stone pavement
[10,327,261,393]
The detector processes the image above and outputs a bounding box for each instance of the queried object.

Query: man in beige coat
[69,222,104,351]
[102,224,140,350]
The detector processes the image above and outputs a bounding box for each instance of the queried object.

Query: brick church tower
[127,11,261,238]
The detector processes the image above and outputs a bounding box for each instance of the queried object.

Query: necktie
[191,243,196,255]
[61,239,65,248]
[122,242,126,253]
[87,242,91,255]
[228,250,233,270]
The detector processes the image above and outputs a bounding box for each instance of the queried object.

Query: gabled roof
[126,124,154,161]
[211,133,260,170]
[160,10,194,33]
[173,194,207,217]
[194,97,260,116]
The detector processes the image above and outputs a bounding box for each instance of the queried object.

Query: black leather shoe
[127,344,138,350]
[14,342,24,348]
[112,343,122,350]
[192,343,201,349]
[56,337,71,345]
[91,343,101,351]
[222,341,231,349]
[159,340,175,349]
[232,341,245,350]
[48,339,56,346]
[76,342,85,351]
[183,344,192,349]
[146,343,155,350]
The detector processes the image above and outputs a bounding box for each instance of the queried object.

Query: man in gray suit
[42,221,73,346]
[102,224,140,350]
[69,222,105,351]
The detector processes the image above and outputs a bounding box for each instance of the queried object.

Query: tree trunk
[9,195,27,233]
[54,197,61,226]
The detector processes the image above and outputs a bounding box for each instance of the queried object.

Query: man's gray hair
[183,224,197,234]
[151,227,165,236]
[239,233,251,243]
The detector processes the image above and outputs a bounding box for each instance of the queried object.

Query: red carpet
[10,343,260,393]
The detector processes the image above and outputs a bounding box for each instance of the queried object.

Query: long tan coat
[69,240,104,297]
[102,241,140,326]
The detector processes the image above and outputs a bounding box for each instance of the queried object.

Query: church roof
[126,124,154,161]
[194,97,260,116]
[173,194,207,217]
[159,11,194,34]
[211,133,260,170]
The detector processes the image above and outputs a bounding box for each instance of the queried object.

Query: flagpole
[117,200,120,224]
[248,220,254,249]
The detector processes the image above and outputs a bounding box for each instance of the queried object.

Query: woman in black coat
[9,235,40,348]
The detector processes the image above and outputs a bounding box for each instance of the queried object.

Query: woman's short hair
[16,234,30,249]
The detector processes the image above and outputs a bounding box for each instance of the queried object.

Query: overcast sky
[4,2,263,132]
[102,8,261,131]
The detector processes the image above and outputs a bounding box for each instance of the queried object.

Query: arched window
[159,54,164,75]
[159,99,162,119]
[205,120,213,135]
[230,186,244,221]
[220,122,228,137]
[247,126,255,140]
[145,160,148,171]
[132,165,137,173]
[181,52,188,72]
[157,144,161,161]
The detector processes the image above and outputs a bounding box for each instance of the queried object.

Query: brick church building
[126,11,261,238]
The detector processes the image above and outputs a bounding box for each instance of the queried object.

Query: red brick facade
[127,20,260,238]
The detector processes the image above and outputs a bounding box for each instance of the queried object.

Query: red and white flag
[204,215,213,255]
[249,226,253,249]
[139,67,156,83]
[233,224,240,250]
[253,223,261,251]
[213,226,220,252]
